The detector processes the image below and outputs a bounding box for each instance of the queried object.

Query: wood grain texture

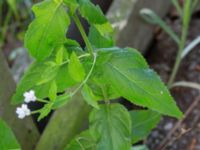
[116,0,171,53]
[0,51,40,150]
[36,92,91,150]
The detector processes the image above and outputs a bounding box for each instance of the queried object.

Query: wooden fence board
[0,51,40,150]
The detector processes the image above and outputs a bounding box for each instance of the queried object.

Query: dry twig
[156,94,200,150]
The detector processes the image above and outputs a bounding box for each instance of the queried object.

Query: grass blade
[172,81,200,90]
[181,36,200,58]
[140,8,180,44]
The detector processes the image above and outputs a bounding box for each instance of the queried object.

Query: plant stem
[71,53,97,96]
[167,29,187,87]
[37,98,49,103]
[101,85,110,105]
[73,14,93,56]
[60,53,90,66]
[31,110,40,115]
[171,0,182,17]
[167,0,191,88]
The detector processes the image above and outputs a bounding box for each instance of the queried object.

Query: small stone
[151,131,159,137]
[164,122,173,131]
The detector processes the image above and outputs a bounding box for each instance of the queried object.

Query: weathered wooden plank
[0,51,40,150]
[114,0,171,53]
[35,92,91,150]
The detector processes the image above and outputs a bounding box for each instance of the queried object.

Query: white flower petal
[21,104,28,109]
[30,90,34,95]
[18,113,26,119]
[16,108,23,114]
[23,90,37,103]
[16,107,25,119]
[16,104,31,119]
[24,108,31,116]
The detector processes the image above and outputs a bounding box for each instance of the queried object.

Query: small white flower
[23,90,37,103]
[16,104,31,119]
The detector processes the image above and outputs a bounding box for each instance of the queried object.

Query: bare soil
[145,8,200,150]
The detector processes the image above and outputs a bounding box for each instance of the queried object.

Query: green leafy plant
[10,0,183,149]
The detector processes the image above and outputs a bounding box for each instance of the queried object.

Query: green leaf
[55,43,80,91]
[0,119,21,150]
[89,25,114,48]
[86,79,120,101]
[94,22,113,36]
[77,0,113,36]
[89,104,132,150]
[12,50,77,104]
[56,46,65,65]
[49,80,57,101]
[12,61,57,104]
[64,0,79,15]
[81,84,100,109]
[99,47,183,118]
[64,38,81,47]
[25,0,70,60]
[65,130,99,150]
[85,47,146,102]
[105,67,182,118]
[96,47,149,70]
[68,52,85,82]
[78,0,107,24]
[130,110,161,144]
[52,93,71,109]
[36,61,58,85]
[56,63,77,91]
[82,53,120,101]
[38,103,53,121]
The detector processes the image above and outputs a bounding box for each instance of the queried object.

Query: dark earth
[145,7,200,150]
